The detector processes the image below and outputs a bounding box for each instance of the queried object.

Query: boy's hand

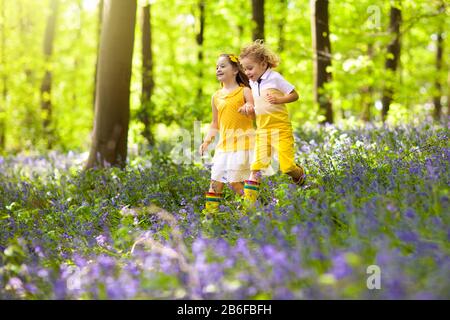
[266,93,279,104]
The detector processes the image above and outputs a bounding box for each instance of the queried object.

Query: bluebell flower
[396,230,419,243]
[404,208,416,219]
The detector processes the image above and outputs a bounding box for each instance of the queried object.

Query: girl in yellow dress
[239,40,306,205]
[199,54,256,214]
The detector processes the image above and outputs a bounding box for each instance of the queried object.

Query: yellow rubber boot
[202,192,221,216]
[243,180,260,206]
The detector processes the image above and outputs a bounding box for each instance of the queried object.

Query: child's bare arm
[199,97,219,155]
[238,87,256,119]
[266,89,299,104]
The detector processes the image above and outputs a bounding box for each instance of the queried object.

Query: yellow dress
[210,86,255,183]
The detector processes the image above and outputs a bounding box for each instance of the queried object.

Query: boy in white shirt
[239,40,306,205]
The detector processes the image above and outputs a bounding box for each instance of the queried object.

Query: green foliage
[0,0,448,153]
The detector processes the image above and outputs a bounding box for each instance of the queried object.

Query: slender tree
[0,0,7,150]
[72,0,84,110]
[92,0,104,111]
[252,0,264,41]
[17,1,40,148]
[310,0,333,123]
[447,69,450,118]
[236,0,246,45]
[196,0,205,101]
[140,2,155,145]
[361,43,374,122]
[433,30,443,121]
[18,1,38,84]
[433,2,445,121]
[40,0,58,148]
[85,0,137,169]
[277,0,287,53]
[381,1,402,122]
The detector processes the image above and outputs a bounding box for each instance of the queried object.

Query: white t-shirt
[249,68,295,97]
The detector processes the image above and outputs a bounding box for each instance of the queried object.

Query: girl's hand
[199,141,209,156]
[238,103,255,117]
[266,93,279,104]
[245,103,255,116]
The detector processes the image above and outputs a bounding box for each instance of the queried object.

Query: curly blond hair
[239,39,280,68]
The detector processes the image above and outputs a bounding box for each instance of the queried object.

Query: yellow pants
[250,128,297,174]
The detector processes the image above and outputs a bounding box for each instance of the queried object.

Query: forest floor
[0,121,449,299]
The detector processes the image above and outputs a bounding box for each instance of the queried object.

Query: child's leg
[244,129,271,205]
[204,180,224,215]
[243,171,261,204]
[249,170,262,183]
[277,130,306,186]
[229,182,244,196]
[209,180,224,194]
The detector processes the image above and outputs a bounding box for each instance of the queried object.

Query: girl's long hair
[220,54,250,88]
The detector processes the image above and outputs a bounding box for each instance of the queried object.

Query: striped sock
[203,192,222,215]
[244,180,260,205]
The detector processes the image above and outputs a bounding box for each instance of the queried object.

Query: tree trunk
[40,0,58,149]
[0,0,8,151]
[447,68,450,118]
[92,0,104,111]
[141,3,155,146]
[362,43,374,122]
[252,0,264,41]
[310,0,333,124]
[433,30,443,121]
[196,0,205,101]
[18,1,34,83]
[381,3,402,122]
[85,0,137,169]
[277,0,287,53]
[433,3,445,121]
[72,0,83,110]
[0,0,6,150]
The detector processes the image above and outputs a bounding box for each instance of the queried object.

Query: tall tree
[277,0,287,53]
[17,0,40,148]
[381,1,402,122]
[310,0,333,123]
[72,0,83,110]
[92,0,104,111]
[17,1,35,83]
[433,2,445,121]
[40,0,58,148]
[433,30,443,121]
[196,0,205,101]
[447,69,450,118]
[252,0,264,41]
[85,0,137,169]
[361,43,374,122]
[0,0,7,150]
[140,2,155,145]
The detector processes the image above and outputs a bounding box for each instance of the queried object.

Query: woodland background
[0,0,448,164]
